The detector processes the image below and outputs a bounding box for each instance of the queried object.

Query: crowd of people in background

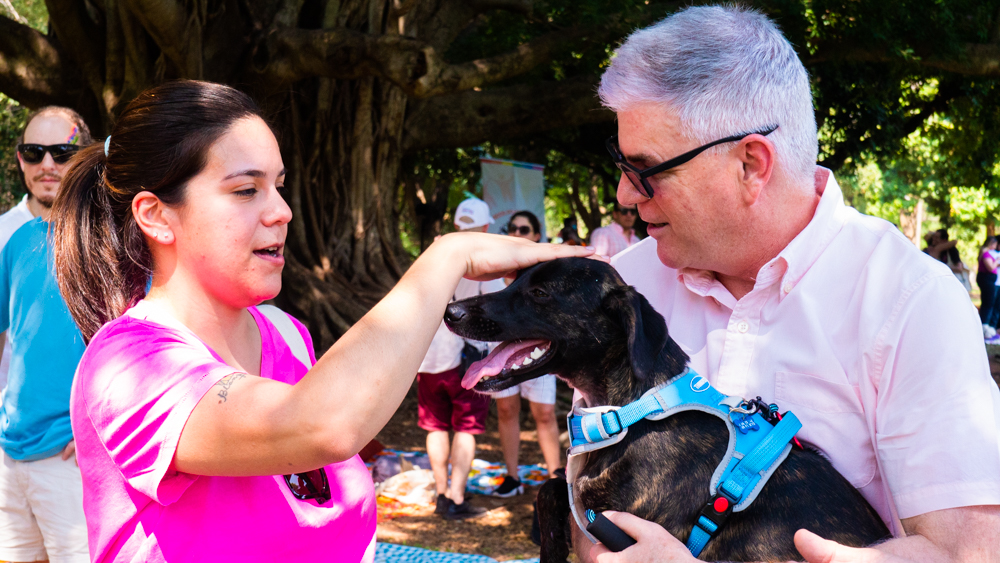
[979,235,1000,342]
[922,227,1000,344]
[414,197,643,524]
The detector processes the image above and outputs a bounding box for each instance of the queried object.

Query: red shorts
[417,367,490,434]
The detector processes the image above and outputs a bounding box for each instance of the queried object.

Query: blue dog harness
[566,369,802,556]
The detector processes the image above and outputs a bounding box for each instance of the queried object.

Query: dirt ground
[375,348,1000,560]
[374,378,577,561]
[987,344,1000,387]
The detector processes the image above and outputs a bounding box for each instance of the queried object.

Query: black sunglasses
[17,144,81,165]
[616,207,638,216]
[606,126,778,198]
[284,468,331,504]
[506,225,534,236]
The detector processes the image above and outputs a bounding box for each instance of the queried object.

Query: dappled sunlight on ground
[374,379,576,560]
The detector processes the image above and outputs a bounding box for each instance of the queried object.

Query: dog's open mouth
[461,339,554,392]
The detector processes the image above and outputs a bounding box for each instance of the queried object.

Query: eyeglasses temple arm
[639,126,778,180]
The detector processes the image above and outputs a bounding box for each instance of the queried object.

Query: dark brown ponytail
[51,80,264,341]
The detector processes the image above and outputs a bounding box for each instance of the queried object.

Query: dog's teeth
[511,364,521,370]
[530,347,544,359]
[522,357,533,366]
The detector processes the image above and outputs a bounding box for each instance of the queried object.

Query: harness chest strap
[565,370,802,557]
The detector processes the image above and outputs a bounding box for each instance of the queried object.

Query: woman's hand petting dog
[433,231,598,282]
[590,513,916,563]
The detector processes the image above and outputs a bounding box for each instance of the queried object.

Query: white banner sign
[480,158,546,241]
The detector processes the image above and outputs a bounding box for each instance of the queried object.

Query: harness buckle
[694,491,735,535]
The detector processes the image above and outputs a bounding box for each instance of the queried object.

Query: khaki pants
[0,448,89,563]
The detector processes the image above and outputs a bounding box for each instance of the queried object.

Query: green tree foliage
[3,0,1000,338]
[0,94,29,211]
[406,0,1000,265]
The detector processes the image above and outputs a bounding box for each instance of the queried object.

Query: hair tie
[104,136,111,157]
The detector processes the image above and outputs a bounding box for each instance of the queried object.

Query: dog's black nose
[444,303,467,324]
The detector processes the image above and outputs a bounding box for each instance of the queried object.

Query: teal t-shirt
[0,218,85,460]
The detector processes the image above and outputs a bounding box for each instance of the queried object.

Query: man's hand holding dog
[591,511,698,563]
[589,513,930,563]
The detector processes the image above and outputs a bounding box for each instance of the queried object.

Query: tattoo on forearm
[215,373,246,403]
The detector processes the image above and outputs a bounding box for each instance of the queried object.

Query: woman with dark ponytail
[52,80,591,562]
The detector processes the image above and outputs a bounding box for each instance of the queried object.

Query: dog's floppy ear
[602,286,687,382]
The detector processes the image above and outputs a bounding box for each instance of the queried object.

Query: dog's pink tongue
[461,339,548,389]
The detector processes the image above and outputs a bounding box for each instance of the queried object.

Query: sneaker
[986,324,997,339]
[435,494,453,515]
[490,475,524,498]
[444,500,488,520]
[987,335,1000,345]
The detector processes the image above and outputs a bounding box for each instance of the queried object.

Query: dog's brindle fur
[445,258,890,562]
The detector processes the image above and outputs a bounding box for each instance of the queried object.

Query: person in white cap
[417,198,505,520]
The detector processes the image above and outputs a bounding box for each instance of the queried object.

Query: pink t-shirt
[611,168,1000,536]
[70,302,376,562]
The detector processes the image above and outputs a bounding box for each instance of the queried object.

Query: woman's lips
[253,245,285,264]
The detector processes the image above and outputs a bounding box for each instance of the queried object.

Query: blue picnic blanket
[375,543,539,563]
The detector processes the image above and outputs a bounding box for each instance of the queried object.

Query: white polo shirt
[611,168,1000,535]
[0,196,34,389]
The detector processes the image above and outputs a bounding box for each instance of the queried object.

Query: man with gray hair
[584,6,1000,562]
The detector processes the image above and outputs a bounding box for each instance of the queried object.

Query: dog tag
[733,413,759,434]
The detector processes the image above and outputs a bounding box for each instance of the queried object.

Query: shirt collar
[676,167,847,306]
[771,167,848,301]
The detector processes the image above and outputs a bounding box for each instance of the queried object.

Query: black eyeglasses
[616,208,638,216]
[284,468,331,504]
[606,126,778,198]
[17,144,81,165]
[506,225,534,236]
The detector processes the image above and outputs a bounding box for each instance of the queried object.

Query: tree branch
[258,27,424,85]
[0,15,76,107]
[470,0,532,15]
[807,42,1000,78]
[261,24,588,98]
[45,0,106,106]
[412,25,585,97]
[402,75,613,151]
[122,0,201,76]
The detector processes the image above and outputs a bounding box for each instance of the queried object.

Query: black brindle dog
[444,258,889,562]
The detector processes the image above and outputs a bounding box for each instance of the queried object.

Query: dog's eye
[530,288,550,300]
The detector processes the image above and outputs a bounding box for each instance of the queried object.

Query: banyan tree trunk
[275,74,411,351]
[0,0,615,351]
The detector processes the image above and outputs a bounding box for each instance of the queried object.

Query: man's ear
[736,134,776,206]
[602,286,685,382]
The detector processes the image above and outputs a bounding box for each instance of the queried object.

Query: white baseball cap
[454,198,495,230]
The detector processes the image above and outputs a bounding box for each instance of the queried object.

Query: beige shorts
[0,448,89,563]
[492,374,557,404]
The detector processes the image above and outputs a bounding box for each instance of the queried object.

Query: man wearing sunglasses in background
[0,107,88,391]
[582,6,1000,563]
[0,107,91,563]
[588,202,640,258]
